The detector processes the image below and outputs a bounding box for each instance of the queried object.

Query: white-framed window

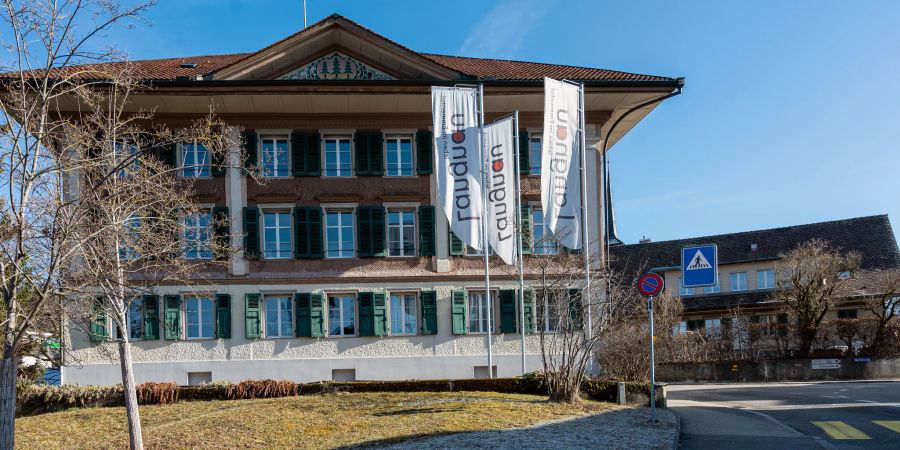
[529,135,542,175]
[181,141,210,178]
[113,297,144,341]
[704,318,722,337]
[263,210,292,259]
[260,136,290,177]
[324,136,352,177]
[729,272,748,292]
[185,296,215,339]
[757,269,775,289]
[673,321,688,335]
[387,209,416,257]
[752,315,778,337]
[114,140,140,178]
[389,293,417,335]
[532,208,558,255]
[538,292,561,332]
[679,277,695,296]
[183,209,213,260]
[119,214,141,260]
[466,244,495,257]
[468,291,496,334]
[326,209,354,258]
[703,274,721,294]
[327,294,356,337]
[265,295,294,338]
[385,136,414,177]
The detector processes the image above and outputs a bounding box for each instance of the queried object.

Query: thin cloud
[457,0,555,58]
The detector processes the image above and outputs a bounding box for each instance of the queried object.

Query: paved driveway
[668,381,900,449]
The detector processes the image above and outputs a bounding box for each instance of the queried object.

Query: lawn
[15,391,614,449]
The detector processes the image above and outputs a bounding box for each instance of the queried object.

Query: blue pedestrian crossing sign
[681,244,718,288]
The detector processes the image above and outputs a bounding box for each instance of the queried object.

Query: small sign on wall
[811,359,841,370]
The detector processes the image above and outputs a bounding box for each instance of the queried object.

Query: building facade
[61,15,681,385]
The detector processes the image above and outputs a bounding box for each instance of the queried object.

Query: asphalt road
[667,381,900,450]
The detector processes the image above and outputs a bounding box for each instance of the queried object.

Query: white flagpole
[512,111,527,375]
[479,83,493,378]
[578,82,593,377]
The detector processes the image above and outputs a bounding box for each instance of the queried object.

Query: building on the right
[610,215,900,343]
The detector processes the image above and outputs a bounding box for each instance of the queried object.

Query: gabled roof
[611,215,900,277]
[33,14,675,84]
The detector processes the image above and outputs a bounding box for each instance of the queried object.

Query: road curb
[671,410,681,450]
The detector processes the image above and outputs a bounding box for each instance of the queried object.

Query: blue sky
[105,0,899,244]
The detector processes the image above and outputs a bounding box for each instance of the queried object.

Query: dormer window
[179,63,197,69]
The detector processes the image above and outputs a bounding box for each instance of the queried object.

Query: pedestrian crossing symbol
[686,250,712,270]
[681,244,718,288]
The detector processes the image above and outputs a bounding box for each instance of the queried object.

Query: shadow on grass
[339,406,673,449]
[373,407,464,416]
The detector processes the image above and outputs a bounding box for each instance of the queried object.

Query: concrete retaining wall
[657,357,900,382]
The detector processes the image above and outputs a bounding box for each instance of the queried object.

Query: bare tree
[857,269,900,354]
[774,239,860,356]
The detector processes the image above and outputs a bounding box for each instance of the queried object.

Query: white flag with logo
[484,116,517,265]
[541,78,582,250]
[432,86,484,250]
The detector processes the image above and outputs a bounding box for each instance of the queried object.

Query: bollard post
[618,382,626,405]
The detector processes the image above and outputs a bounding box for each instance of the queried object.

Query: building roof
[611,215,900,278]
[31,14,674,83]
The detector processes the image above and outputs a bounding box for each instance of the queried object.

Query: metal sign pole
[648,295,657,424]
[512,111,527,375]
[479,83,493,378]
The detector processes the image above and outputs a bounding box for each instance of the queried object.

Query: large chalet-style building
[61,15,682,385]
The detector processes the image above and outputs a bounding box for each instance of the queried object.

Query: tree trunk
[118,341,144,450]
[0,356,16,450]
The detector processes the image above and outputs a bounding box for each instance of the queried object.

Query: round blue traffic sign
[637,273,664,297]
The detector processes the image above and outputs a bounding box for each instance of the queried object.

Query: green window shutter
[567,289,583,331]
[358,292,375,336]
[291,130,305,176]
[308,208,323,258]
[451,290,467,335]
[523,289,535,333]
[369,132,384,176]
[241,129,257,172]
[212,206,229,261]
[216,294,231,339]
[420,291,437,335]
[158,142,177,169]
[518,129,530,175]
[310,293,325,337]
[306,133,321,177]
[242,207,260,259]
[418,205,436,256]
[354,132,370,176]
[294,207,309,258]
[449,230,465,256]
[520,205,533,255]
[89,298,107,342]
[295,293,311,337]
[163,295,182,340]
[357,207,373,257]
[373,292,387,336]
[371,206,385,257]
[142,295,160,340]
[416,130,433,175]
[245,293,261,339]
[499,289,517,333]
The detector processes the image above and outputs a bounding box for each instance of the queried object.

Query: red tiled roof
[30,53,250,81]
[422,54,671,82]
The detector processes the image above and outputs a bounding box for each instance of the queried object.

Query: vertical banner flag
[541,78,582,250]
[484,116,517,265]
[432,86,484,250]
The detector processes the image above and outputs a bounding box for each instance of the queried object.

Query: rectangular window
[263,211,292,259]
[538,292,561,332]
[265,295,294,338]
[185,296,215,339]
[468,291,496,334]
[704,319,722,337]
[532,208,558,255]
[729,272,748,292]
[183,210,213,260]
[324,137,352,177]
[703,274,721,294]
[757,269,775,289]
[387,209,416,257]
[390,293,417,335]
[529,136,542,175]
[115,140,140,178]
[837,309,858,319]
[260,136,290,177]
[385,137,413,176]
[326,210,354,258]
[673,321,687,335]
[113,298,144,340]
[327,294,356,337]
[119,214,140,260]
[752,315,778,337]
[679,277,695,296]
[182,141,210,178]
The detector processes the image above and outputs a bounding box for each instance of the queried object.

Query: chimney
[639,236,652,244]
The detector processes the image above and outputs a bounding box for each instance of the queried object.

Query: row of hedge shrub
[17,376,651,417]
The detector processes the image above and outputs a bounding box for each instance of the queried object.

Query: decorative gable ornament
[278,52,394,81]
